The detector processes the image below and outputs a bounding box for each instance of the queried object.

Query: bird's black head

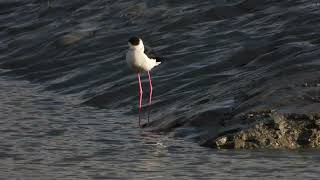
[128,37,140,46]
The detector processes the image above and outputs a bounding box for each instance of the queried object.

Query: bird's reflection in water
[137,132,170,172]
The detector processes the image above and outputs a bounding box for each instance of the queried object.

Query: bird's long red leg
[147,71,153,123]
[137,73,143,127]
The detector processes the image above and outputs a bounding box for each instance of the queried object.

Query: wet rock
[203,111,320,149]
[215,135,235,149]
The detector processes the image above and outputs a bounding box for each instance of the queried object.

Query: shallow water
[0,77,319,179]
[1,0,320,179]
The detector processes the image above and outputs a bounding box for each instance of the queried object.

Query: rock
[215,135,235,149]
[203,111,320,149]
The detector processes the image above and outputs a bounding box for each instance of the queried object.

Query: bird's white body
[126,39,161,73]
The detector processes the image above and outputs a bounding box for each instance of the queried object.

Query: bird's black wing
[144,45,163,62]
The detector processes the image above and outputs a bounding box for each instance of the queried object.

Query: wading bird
[126,37,161,127]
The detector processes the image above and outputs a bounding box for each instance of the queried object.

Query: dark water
[1,0,320,179]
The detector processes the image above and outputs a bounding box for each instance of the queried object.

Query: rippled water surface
[1,0,320,179]
[0,77,319,179]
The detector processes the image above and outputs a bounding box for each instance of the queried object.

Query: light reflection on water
[0,77,319,180]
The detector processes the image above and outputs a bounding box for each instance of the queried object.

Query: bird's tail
[149,58,161,69]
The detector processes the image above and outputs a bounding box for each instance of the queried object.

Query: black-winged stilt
[126,37,161,127]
